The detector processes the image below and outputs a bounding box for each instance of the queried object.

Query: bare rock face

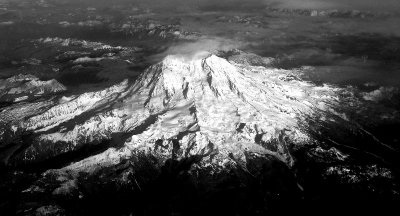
[1,53,353,171]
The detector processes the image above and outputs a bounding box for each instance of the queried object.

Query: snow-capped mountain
[1,52,360,171]
[1,51,399,216]
[0,74,66,103]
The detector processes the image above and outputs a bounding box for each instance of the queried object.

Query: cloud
[149,37,244,62]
